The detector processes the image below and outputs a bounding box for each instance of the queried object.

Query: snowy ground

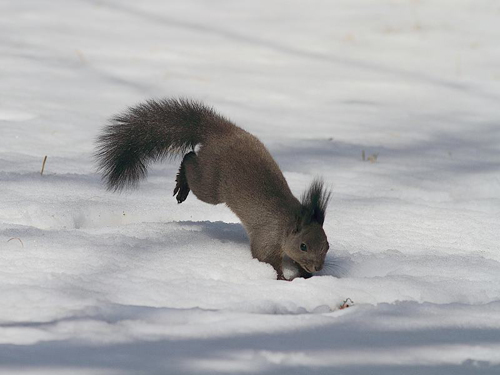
[1,0,500,374]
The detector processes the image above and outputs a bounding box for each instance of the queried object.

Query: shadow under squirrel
[95,99,330,280]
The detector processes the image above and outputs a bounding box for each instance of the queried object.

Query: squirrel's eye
[300,243,307,252]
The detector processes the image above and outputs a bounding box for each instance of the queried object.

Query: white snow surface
[1,0,500,374]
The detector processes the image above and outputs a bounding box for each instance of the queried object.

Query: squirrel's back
[199,125,297,222]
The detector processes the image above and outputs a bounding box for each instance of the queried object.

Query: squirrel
[95,99,331,280]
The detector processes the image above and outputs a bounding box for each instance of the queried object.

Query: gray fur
[95,98,331,280]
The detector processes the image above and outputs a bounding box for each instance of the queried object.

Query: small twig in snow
[339,298,354,310]
[367,153,378,163]
[7,238,24,247]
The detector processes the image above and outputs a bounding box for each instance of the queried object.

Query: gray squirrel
[95,99,330,280]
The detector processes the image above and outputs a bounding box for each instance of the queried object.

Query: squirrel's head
[283,179,331,274]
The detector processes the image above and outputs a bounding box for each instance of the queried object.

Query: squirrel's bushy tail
[95,98,231,191]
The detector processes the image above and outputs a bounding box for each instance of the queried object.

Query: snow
[1,0,500,374]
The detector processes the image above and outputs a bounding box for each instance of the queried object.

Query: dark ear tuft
[300,178,331,225]
[293,206,309,233]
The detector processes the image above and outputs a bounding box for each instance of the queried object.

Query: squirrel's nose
[314,264,323,272]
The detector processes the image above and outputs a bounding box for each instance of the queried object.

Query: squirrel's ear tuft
[293,206,309,233]
[301,178,331,226]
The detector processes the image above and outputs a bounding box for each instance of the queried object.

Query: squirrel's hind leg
[182,151,223,205]
[173,152,194,203]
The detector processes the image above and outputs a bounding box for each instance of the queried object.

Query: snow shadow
[1,309,499,375]
[178,221,248,245]
[271,121,500,179]
[0,171,101,187]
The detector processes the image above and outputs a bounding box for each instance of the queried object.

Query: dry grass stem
[41,155,47,175]
[362,151,378,163]
[75,49,87,64]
